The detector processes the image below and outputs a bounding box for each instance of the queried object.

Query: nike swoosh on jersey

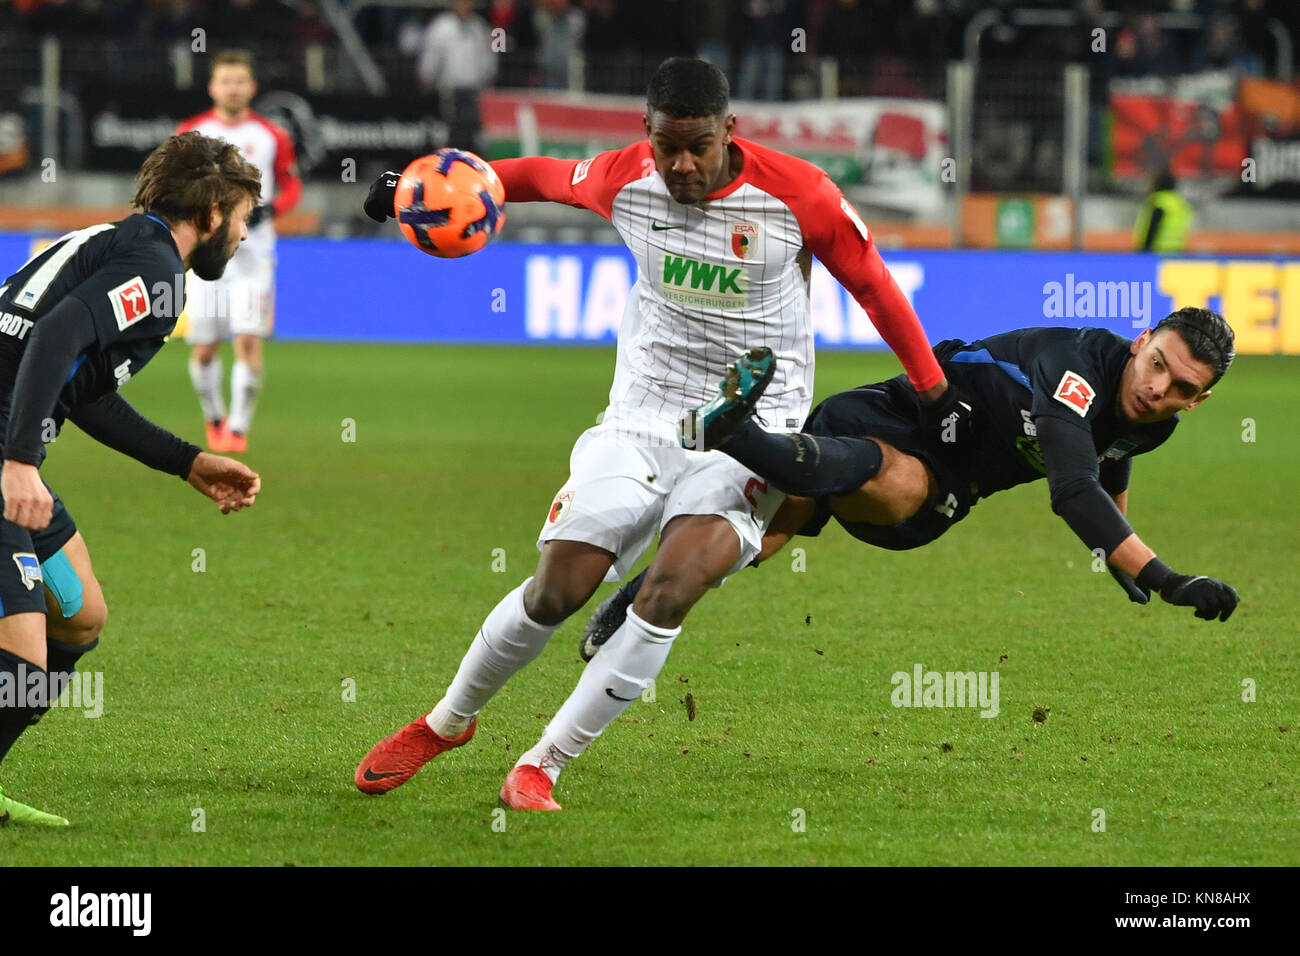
[650,222,680,230]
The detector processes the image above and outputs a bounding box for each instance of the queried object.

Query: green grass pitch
[3,341,1296,865]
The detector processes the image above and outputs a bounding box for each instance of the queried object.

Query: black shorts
[798,374,977,551]
[0,483,78,618]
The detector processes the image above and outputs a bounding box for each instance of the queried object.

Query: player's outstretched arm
[1038,415,1238,621]
[364,150,627,224]
[70,392,203,480]
[185,452,260,515]
[1109,533,1239,622]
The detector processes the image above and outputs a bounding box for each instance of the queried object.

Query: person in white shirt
[416,0,498,152]
[175,50,302,454]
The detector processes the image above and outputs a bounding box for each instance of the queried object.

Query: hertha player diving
[0,132,263,825]
[582,308,1240,660]
[355,57,971,810]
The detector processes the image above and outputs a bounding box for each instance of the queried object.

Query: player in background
[176,50,302,454]
[355,58,972,810]
[0,132,263,825]
[581,309,1240,661]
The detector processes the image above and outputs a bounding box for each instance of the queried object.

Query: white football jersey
[175,109,300,263]
[492,138,943,435]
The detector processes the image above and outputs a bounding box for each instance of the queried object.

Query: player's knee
[523,577,587,627]
[50,596,107,646]
[634,565,712,626]
[839,445,932,525]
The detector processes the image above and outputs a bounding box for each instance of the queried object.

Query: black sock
[719,420,885,497]
[0,648,51,768]
[45,636,97,702]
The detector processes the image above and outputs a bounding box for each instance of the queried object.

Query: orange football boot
[499,764,562,811]
[221,426,248,453]
[205,420,229,451]
[354,715,476,794]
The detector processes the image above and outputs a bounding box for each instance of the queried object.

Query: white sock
[227,359,263,435]
[525,606,679,781]
[188,355,226,424]
[428,577,557,737]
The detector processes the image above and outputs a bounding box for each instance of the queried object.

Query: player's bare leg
[42,533,108,713]
[225,333,263,452]
[508,515,739,810]
[755,495,817,563]
[355,540,612,795]
[580,447,937,658]
[826,440,938,526]
[187,341,228,450]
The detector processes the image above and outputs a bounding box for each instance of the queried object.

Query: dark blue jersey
[936,327,1177,502]
[0,214,184,453]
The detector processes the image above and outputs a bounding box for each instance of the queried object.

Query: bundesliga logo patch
[12,552,42,592]
[107,275,151,331]
[548,491,573,524]
[1053,370,1096,416]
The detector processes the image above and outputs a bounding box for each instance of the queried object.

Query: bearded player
[0,132,262,825]
[582,309,1241,661]
[176,50,302,453]
[354,58,972,810]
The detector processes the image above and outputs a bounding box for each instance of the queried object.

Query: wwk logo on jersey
[730,221,758,260]
[107,276,151,331]
[660,254,748,309]
[1053,370,1096,416]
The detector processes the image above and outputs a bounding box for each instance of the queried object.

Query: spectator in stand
[1114,14,1180,79]
[1195,5,1265,76]
[737,0,793,101]
[415,0,497,151]
[581,0,627,92]
[534,0,583,90]
[690,0,736,77]
[491,0,538,55]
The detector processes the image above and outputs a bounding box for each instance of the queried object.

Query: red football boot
[499,764,562,811]
[354,714,476,794]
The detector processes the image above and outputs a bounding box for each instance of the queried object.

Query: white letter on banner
[581,256,631,339]
[525,255,582,339]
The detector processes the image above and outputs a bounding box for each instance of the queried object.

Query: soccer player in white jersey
[176,50,302,453]
[356,58,970,810]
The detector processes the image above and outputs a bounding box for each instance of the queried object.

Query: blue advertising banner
[2,235,1295,354]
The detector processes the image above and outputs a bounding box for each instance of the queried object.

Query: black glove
[246,203,273,228]
[1137,557,1239,622]
[364,169,402,223]
[920,381,974,445]
[1109,565,1150,604]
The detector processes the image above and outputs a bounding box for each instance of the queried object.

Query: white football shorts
[536,413,784,584]
[184,252,275,344]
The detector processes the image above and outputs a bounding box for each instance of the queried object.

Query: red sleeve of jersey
[787,168,944,392]
[174,111,208,135]
[490,143,651,221]
[267,122,302,216]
